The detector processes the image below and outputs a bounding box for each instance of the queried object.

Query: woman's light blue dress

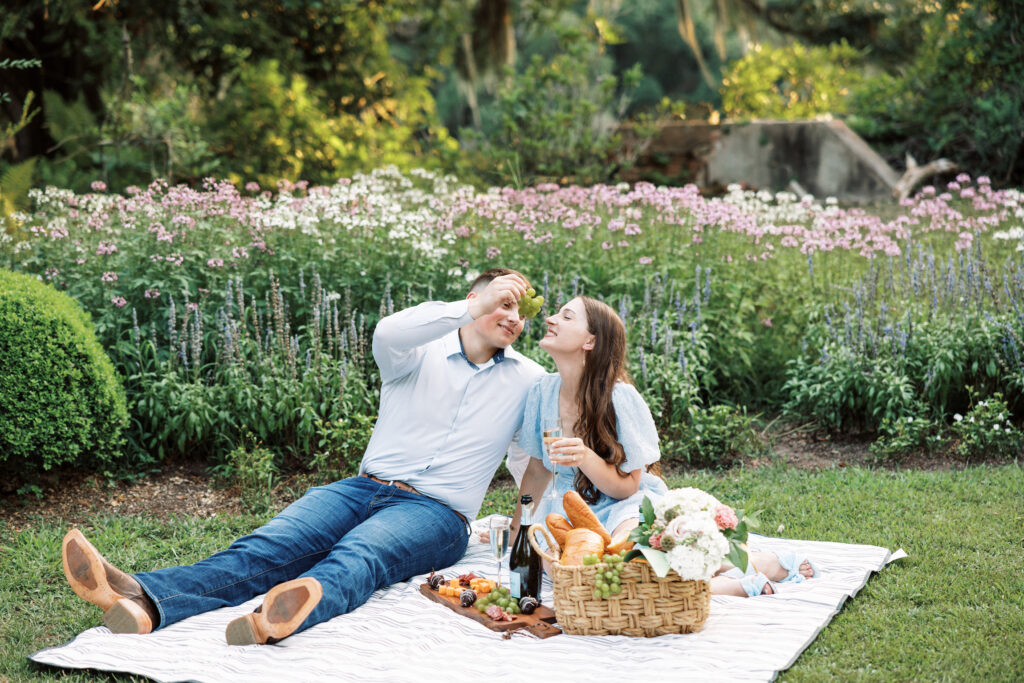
[520,373,667,535]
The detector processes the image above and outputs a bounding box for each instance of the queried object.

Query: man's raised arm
[372,300,472,382]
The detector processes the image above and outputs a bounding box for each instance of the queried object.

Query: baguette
[545,513,574,548]
[604,539,635,556]
[559,528,606,566]
[562,490,612,546]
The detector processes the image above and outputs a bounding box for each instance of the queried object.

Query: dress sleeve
[518,376,546,463]
[612,383,661,472]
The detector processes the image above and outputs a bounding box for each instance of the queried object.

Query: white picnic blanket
[30,520,902,683]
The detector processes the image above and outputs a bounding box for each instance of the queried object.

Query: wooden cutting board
[419,584,561,638]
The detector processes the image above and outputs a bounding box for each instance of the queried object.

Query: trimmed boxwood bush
[0,268,128,475]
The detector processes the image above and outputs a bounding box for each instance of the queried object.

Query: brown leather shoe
[224,577,323,646]
[62,528,159,634]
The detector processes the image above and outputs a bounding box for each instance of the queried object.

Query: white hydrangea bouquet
[626,487,759,581]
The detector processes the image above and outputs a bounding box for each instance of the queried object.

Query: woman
[512,296,816,596]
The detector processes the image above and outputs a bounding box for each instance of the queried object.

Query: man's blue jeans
[133,476,469,634]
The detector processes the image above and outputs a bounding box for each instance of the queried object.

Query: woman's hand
[550,437,643,500]
[548,437,594,468]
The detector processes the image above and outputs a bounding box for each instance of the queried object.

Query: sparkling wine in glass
[489,516,511,587]
[542,417,563,507]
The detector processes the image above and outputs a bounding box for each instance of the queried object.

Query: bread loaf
[562,490,612,546]
[559,528,606,566]
[545,513,574,547]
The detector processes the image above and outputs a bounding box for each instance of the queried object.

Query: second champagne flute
[488,516,511,588]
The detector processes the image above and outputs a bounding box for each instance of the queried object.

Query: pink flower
[91,180,107,192]
[649,533,663,550]
[111,296,127,307]
[245,182,260,192]
[638,256,653,265]
[762,318,773,327]
[144,289,161,299]
[602,241,613,250]
[714,505,739,530]
[206,258,224,268]
[486,246,501,259]
[665,515,697,541]
[101,272,118,282]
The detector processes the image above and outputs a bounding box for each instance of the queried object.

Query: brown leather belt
[361,473,468,526]
[362,473,421,495]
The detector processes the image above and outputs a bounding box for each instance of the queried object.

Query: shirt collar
[444,329,513,368]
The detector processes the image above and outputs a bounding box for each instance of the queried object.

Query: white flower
[954,414,963,422]
[907,417,914,423]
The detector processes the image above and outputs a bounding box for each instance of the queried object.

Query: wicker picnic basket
[528,524,710,637]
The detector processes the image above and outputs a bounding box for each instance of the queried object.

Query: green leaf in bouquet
[627,525,649,544]
[641,495,656,526]
[726,544,750,574]
[742,508,763,531]
[623,549,644,563]
[638,546,672,577]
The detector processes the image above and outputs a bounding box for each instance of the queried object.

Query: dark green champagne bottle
[509,494,542,601]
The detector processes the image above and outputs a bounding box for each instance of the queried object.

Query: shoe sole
[62,529,120,611]
[103,597,154,634]
[225,578,323,646]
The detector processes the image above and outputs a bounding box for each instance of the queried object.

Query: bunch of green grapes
[583,550,628,599]
[518,288,544,318]
[475,585,521,615]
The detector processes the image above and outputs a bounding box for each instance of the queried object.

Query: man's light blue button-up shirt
[360,299,545,520]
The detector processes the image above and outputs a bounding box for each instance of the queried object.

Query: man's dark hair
[468,267,530,293]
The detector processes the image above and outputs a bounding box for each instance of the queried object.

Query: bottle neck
[520,498,533,527]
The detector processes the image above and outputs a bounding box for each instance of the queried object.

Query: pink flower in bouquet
[714,505,739,530]
[649,532,663,550]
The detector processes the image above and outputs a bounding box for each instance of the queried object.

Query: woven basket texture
[551,560,711,637]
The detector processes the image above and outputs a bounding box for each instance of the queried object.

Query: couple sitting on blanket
[62,268,816,646]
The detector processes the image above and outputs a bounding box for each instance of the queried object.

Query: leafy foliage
[465,27,643,186]
[0,268,127,478]
[849,0,1024,184]
[950,392,1024,461]
[720,40,864,120]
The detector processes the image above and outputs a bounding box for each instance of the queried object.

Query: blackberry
[518,596,539,614]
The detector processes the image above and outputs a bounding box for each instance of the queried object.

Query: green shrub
[720,40,864,120]
[951,392,1024,461]
[309,413,377,484]
[662,403,763,469]
[848,0,1024,185]
[209,59,456,188]
[465,26,643,186]
[211,435,279,516]
[0,268,127,475]
[870,408,943,463]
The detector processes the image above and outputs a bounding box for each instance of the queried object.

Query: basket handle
[527,523,561,564]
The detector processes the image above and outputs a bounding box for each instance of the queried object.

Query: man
[62,268,544,645]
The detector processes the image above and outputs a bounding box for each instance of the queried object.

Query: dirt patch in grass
[1,428,999,531]
[1,459,247,533]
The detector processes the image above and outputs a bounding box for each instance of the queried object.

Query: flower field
[3,168,1023,475]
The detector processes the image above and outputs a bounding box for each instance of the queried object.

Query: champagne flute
[489,516,511,587]
[541,417,563,509]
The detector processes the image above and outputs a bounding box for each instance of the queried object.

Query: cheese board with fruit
[419,572,560,639]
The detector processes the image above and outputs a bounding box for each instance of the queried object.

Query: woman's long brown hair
[573,296,633,503]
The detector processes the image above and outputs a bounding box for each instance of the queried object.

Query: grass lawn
[2,464,1022,681]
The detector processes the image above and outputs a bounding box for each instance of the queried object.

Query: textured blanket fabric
[30,524,897,683]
